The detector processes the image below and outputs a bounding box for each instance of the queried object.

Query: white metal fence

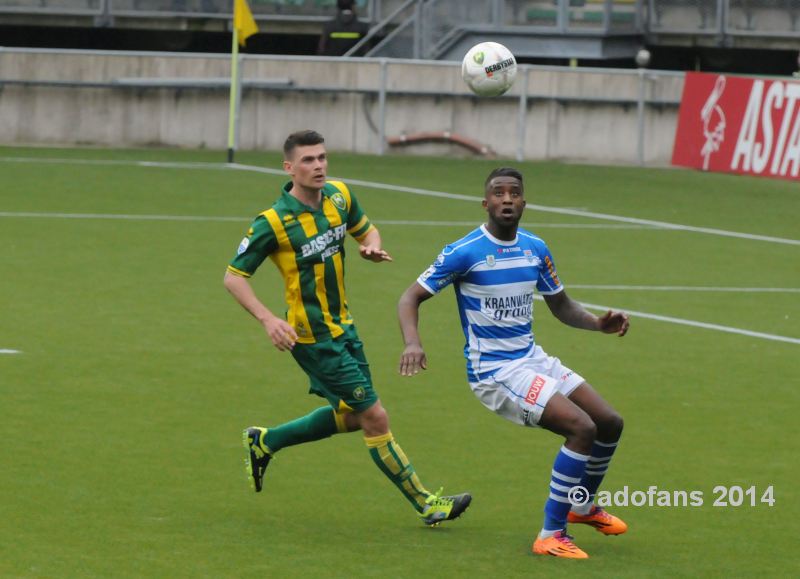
[0,47,685,166]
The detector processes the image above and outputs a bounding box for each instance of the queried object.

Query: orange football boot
[568,506,628,535]
[532,530,589,559]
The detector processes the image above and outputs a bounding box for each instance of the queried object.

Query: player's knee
[566,413,596,451]
[357,403,389,435]
[596,411,623,442]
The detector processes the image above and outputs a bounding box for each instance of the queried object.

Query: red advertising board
[672,72,800,181]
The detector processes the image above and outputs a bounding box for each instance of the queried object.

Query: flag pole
[227,21,240,164]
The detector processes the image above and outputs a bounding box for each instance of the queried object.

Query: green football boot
[243,426,272,492]
[419,487,472,526]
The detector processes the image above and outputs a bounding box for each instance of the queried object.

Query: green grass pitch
[0,146,797,578]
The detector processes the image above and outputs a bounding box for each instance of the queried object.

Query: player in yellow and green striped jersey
[224,129,471,526]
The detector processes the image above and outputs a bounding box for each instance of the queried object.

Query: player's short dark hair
[283,130,325,158]
[485,167,523,190]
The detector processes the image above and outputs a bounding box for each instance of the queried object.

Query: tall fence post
[637,67,646,166]
[516,66,529,162]
[378,58,388,155]
[413,0,422,59]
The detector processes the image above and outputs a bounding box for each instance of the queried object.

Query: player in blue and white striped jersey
[398,167,631,560]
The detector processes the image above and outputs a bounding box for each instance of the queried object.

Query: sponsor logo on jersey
[483,293,533,320]
[330,192,347,211]
[301,224,347,258]
[525,375,547,405]
[420,265,436,280]
[544,255,561,285]
[237,237,250,255]
[436,273,456,287]
[523,249,534,262]
[321,245,340,260]
[497,247,521,254]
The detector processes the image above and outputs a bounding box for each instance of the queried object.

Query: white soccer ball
[461,42,518,97]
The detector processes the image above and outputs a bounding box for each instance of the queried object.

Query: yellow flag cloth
[234,0,259,47]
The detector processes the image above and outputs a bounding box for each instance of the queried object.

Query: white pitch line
[0,157,228,170]
[532,296,799,345]
[568,284,800,293]
[0,212,658,230]
[1,156,797,245]
[380,220,658,229]
[0,211,245,222]
[230,163,800,246]
[0,349,22,354]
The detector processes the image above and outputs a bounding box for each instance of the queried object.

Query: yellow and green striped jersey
[228,180,375,344]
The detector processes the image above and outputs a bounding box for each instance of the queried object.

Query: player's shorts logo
[330,192,347,210]
[525,375,547,405]
[353,386,366,401]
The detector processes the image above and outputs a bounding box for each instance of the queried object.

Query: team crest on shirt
[353,386,366,401]
[237,237,250,255]
[330,192,347,210]
[485,255,496,267]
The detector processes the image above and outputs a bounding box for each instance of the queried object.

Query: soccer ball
[461,42,518,97]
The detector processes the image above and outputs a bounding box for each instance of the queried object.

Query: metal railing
[0,0,797,38]
[0,0,375,20]
[0,47,686,165]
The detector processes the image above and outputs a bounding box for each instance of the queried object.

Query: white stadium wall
[0,48,685,166]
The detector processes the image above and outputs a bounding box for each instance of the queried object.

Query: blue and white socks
[540,445,589,538]
[571,440,619,516]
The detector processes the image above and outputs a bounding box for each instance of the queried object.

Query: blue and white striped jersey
[416,224,564,383]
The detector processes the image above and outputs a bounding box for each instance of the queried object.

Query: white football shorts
[469,344,585,427]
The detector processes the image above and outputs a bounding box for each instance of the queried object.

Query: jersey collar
[481,223,518,246]
[281,181,325,213]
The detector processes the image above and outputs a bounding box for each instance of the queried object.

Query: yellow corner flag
[234,0,258,47]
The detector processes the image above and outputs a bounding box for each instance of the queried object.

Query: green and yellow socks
[258,410,431,513]
[261,406,344,453]
[365,432,431,512]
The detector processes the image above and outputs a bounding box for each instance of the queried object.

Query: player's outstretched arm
[397,283,435,375]
[543,290,629,337]
[224,270,298,351]
[358,227,393,262]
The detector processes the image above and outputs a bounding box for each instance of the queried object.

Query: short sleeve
[328,180,374,242]
[345,189,374,241]
[536,243,564,294]
[227,215,278,277]
[416,245,466,295]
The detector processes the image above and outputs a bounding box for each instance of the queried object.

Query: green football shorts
[290,324,378,413]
